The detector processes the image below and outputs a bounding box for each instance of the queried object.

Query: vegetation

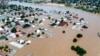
[32,20,35,24]
[76,33,83,38]
[42,32,45,35]
[2,19,5,22]
[71,45,75,50]
[16,34,19,38]
[0,45,11,53]
[24,19,29,22]
[5,38,8,41]
[27,34,31,37]
[73,38,77,43]
[71,46,87,56]
[37,34,40,37]
[62,30,66,33]
[6,21,11,25]
[11,27,17,33]
[51,0,100,14]
[34,18,38,21]
[0,4,7,9]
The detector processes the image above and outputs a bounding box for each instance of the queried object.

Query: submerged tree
[73,38,77,43]
[62,30,66,33]
[76,33,83,38]
[27,33,31,37]
[24,19,29,22]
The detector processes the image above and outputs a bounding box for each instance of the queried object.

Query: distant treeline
[51,0,100,14]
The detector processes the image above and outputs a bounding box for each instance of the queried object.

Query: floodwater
[8,1,100,56]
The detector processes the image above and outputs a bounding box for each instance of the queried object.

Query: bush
[76,33,83,38]
[73,38,77,43]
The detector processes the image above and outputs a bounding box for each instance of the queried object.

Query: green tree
[76,33,83,38]
[27,33,31,37]
[62,30,66,33]
[11,27,17,33]
[71,45,75,50]
[0,46,4,52]
[24,19,29,22]
[73,38,77,43]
